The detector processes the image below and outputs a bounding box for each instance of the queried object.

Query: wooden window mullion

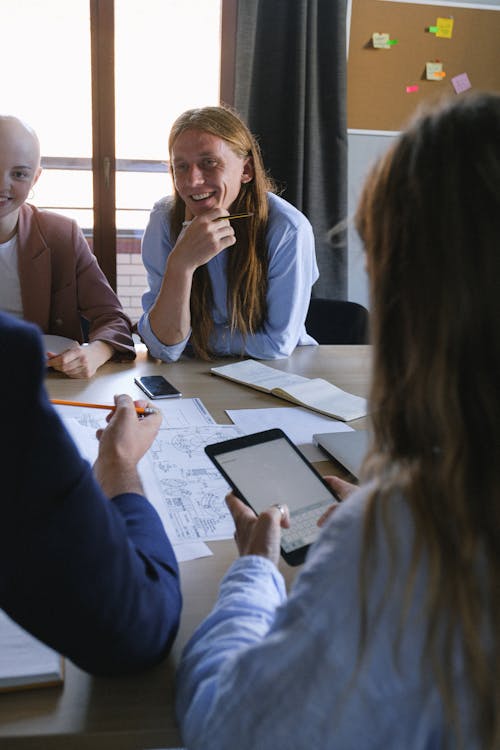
[90,0,117,289]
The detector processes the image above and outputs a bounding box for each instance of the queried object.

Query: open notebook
[0,610,64,692]
[211,359,368,422]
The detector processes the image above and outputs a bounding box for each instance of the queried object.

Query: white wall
[347,132,395,307]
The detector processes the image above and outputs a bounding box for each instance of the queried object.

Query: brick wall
[86,234,148,324]
[117,252,147,324]
[113,236,146,324]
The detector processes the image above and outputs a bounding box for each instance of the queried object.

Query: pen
[50,399,157,415]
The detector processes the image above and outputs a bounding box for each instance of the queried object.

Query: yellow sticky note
[372,32,390,49]
[436,17,454,38]
[426,62,445,80]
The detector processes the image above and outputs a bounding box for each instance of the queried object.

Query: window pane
[115,0,221,161]
[33,170,93,228]
[1,0,92,220]
[114,0,221,320]
[115,171,173,230]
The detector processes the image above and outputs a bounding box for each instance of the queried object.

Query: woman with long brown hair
[137,106,318,361]
[175,93,500,749]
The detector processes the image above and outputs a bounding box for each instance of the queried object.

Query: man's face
[0,119,41,224]
[171,128,253,217]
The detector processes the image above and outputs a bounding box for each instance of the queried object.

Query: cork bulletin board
[347,0,500,132]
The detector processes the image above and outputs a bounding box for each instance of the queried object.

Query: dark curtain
[231,0,347,298]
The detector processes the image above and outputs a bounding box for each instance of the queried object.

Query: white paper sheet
[54,399,230,561]
[141,424,242,544]
[0,611,62,688]
[169,541,213,562]
[226,406,353,461]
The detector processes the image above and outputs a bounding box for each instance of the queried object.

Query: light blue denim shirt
[176,484,477,750]
[137,192,319,362]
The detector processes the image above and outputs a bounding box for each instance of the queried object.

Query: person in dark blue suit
[0,312,181,675]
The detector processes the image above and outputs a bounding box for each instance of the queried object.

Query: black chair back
[305,298,369,344]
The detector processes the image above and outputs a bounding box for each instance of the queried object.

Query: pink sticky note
[406,85,419,93]
[451,72,471,94]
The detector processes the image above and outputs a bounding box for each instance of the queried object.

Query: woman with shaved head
[0,115,135,377]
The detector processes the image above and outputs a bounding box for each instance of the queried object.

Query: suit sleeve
[0,315,181,675]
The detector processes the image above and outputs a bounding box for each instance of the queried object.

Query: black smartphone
[205,428,339,566]
[134,375,182,399]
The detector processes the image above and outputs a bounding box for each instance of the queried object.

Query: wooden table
[0,345,371,750]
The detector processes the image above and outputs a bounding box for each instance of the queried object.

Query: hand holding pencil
[51,398,157,416]
[175,207,239,270]
[93,394,162,498]
[213,212,253,222]
[182,212,253,228]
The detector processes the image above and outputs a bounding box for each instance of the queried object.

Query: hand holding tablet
[205,428,340,566]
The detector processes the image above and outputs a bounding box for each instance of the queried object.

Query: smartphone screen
[206,429,338,565]
[134,375,182,399]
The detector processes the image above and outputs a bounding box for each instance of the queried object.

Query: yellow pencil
[50,399,156,415]
[213,213,253,221]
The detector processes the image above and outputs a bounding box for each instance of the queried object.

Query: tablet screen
[212,435,334,553]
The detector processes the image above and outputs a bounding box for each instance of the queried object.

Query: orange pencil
[50,399,157,415]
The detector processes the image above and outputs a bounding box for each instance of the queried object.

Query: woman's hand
[47,340,113,378]
[317,475,358,527]
[226,493,290,567]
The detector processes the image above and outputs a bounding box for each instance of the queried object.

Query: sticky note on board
[406,85,419,93]
[426,62,445,80]
[436,17,454,38]
[372,32,391,48]
[451,72,472,93]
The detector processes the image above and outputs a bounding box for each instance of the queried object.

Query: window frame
[88,0,236,291]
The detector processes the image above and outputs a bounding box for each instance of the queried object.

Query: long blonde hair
[356,93,500,748]
[168,106,276,359]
